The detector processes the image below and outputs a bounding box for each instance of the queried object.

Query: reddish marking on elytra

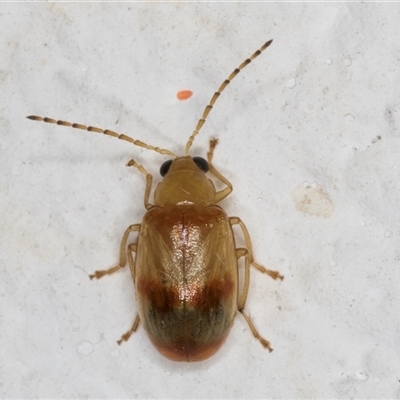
[137,274,234,313]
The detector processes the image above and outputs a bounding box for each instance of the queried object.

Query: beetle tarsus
[89,264,124,280]
[239,309,273,352]
[259,337,273,353]
[89,271,107,280]
[251,261,284,281]
[207,138,219,164]
[117,315,140,345]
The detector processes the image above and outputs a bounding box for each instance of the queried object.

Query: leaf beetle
[27,39,283,362]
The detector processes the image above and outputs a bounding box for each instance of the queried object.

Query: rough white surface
[1,3,400,398]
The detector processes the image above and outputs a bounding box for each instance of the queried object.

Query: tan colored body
[135,205,237,361]
[27,39,284,362]
[109,151,283,361]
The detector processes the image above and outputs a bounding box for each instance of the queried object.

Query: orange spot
[177,90,193,100]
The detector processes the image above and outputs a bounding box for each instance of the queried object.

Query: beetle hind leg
[240,310,273,352]
[116,241,141,345]
[89,223,141,280]
[117,314,140,345]
[236,247,273,352]
[232,216,283,352]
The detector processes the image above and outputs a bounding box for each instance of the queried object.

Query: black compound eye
[160,159,173,177]
[193,157,209,173]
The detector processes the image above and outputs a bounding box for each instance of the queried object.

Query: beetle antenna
[185,39,273,155]
[26,115,177,158]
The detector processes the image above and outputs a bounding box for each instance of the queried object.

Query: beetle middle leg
[230,216,284,281]
[90,157,152,280]
[89,224,141,280]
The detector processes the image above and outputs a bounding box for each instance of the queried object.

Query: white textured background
[1,2,400,399]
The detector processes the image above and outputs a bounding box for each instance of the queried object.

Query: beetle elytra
[27,39,283,362]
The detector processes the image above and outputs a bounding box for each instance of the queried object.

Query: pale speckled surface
[1,2,400,398]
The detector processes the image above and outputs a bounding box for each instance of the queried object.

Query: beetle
[27,39,283,362]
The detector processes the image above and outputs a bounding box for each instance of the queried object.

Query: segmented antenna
[26,116,177,158]
[185,39,273,155]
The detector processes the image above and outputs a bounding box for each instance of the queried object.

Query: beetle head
[154,156,216,205]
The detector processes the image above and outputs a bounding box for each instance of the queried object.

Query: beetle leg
[207,138,219,164]
[236,247,273,352]
[126,159,154,210]
[240,310,273,352]
[236,247,251,311]
[127,242,137,281]
[89,224,141,280]
[229,216,284,280]
[117,314,141,345]
[207,139,233,203]
[117,242,141,345]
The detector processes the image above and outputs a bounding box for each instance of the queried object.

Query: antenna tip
[260,39,273,52]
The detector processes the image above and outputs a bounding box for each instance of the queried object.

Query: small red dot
[177,90,193,100]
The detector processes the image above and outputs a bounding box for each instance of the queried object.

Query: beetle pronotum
[28,39,283,362]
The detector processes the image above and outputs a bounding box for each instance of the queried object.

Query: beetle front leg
[230,216,284,281]
[207,139,233,203]
[89,224,141,280]
[236,248,273,352]
[126,159,154,210]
